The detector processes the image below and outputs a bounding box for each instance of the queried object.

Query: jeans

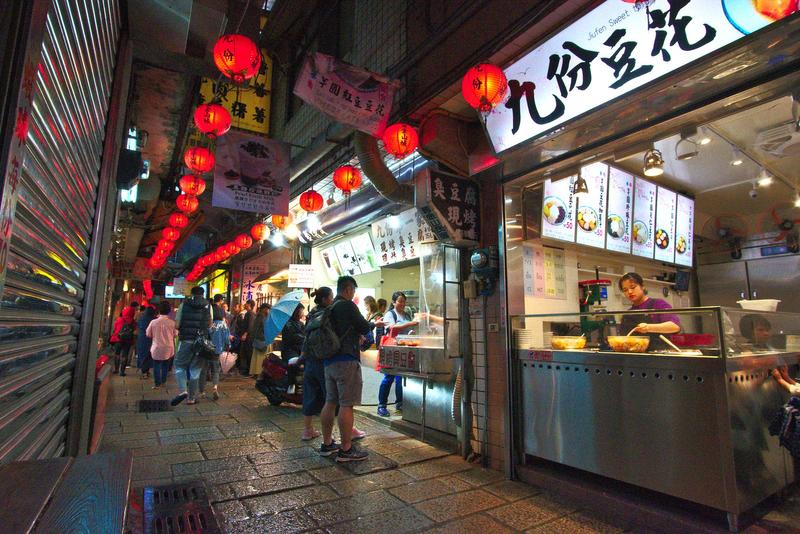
[174,341,203,398]
[378,374,403,408]
[198,359,221,392]
[152,359,170,386]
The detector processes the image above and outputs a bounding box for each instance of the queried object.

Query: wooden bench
[0,450,132,533]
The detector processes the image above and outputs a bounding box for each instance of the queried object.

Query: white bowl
[737,299,781,312]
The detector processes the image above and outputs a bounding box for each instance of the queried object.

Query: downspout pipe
[354,131,415,205]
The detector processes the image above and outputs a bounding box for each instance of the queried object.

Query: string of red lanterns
[193,103,232,139]
[299,189,323,213]
[185,219,272,282]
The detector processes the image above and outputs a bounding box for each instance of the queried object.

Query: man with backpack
[315,276,383,462]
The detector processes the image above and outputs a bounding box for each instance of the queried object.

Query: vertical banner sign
[288,264,315,288]
[541,176,577,243]
[605,167,634,254]
[293,52,397,136]
[632,178,657,259]
[371,208,436,266]
[212,130,290,215]
[241,255,271,304]
[674,195,695,267]
[485,0,792,153]
[427,171,481,242]
[654,187,678,263]
[575,162,608,249]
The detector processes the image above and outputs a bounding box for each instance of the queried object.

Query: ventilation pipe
[354,131,415,205]
[418,110,497,176]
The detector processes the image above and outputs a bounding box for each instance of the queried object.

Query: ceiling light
[643,148,664,177]
[388,216,401,229]
[794,193,800,208]
[504,197,512,204]
[675,139,698,161]
[572,175,589,197]
[306,213,322,233]
[270,232,285,246]
[757,169,773,187]
[696,126,712,145]
[730,148,743,166]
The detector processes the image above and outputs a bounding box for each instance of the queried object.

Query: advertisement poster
[334,240,361,276]
[212,130,290,215]
[575,162,608,249]
[674,195,695,267]
[371,208,436,266]
[349,233,380,273]
[606,167,634,254]
[288,264,315,288]
[320,247,343,280]
[541,176,576,243]
[241,255,271,303]
[654,187,677,263]
[632,178,656,259]
[293,52,397,136]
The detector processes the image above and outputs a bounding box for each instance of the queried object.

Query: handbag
[193,330,219,361]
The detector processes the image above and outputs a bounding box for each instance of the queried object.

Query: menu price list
[575,162,608,249]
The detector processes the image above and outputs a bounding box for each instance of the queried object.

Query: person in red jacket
[110,305,137,376]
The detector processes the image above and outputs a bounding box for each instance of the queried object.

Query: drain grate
[138,400,170,413]
[143,482,221,534]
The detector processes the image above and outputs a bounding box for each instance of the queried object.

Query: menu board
[631,177,657,259]
[674,195,695,267]
[334,240,361,276]
[371,208,436,266]
[541,176,576,243]
[575,162,607,249]
[320,247,344,280]
[605,167,634,254]
[653,187,677,263]
[350,233,380,273]
[522,244,565,299]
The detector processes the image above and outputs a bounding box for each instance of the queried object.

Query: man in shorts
[319,276,382,462]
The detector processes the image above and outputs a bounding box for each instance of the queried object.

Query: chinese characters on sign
[428,171,481,242]
[487,0,779,153]
[371,209,436,266]
[523,244,566,300]
[212,130,290,215]
[632,177,657,259]
[575,162,608,249]
[293,52,397,136]
[241,255,270,304]
[288,264,315,288]
[606,167,634,254]
[674,194,695,267]
[654,187,677,263]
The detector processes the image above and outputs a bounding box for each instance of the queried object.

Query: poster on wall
[674,195,695,267]
[541,176,576,243]
[334,240,361,276]
[605,167,634,254]
[632,177,656,259]
[288,264,315,288]
[212,129,290,215]
[654,187,677,263]
[320,247,343,280]
[241,255,271,303]
[371,208,436,266]
[575,162,608,249]
[349,233,380,273]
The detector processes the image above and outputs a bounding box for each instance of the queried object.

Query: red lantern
[176,194,199,213]
[157,239,175,252]
[213,34,261,84]
[299,189,324,213]
[217,246,230,259]
[193,103,232,138]
[462,63,508,114]
[232,282,240,290]
[162,227,180,241]
[149,257,164,270]
[251,223,270,241]
[382,123,419,159]
[179,175,206,196]
[333,166,362,196]
[184,147,215,174]
[200,255,213,267]
[226,242,239,256]
[213,251,224,262]
[271,213,292,230]
[235,233,253,249]
[169,212,189,228]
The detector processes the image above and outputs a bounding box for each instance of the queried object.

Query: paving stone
[212,500,250,524]
[225,509,317,534]
[204,444,275,460]
[120,421,176,432]
[104,431,159,442]
[337,450,398,475]
[327,505,433,534]
[526,511,626,533]
[261,432,311,450]
[305,490,406,526]
[254,459,306,478]
[229,471,316,499]
[414,489,506,523]
[199,435,267,450]
[131,442,200,457]
[487,494,580,530]
[177,414,238,424]
[131,477,173,489]
[309,466,353,484]
[399,455,473,480]
[207,484,235,503]
[423,513,517,534]
[329,469,414,497]
[180,466,259,485]
[248,446,317,465]
[243,485,339,516]
[218,421,282,437]
[388,476,472,504]
[452,466,507,487]
[384,446,451,465]
[484,479,541,502]
[172,456,251,476]
[100,438,159,450]
[145,413,180,421]
[159,431,224,445]
[158,425,220,437]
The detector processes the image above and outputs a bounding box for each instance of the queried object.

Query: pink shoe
[301,430,321,441]
[351,428,366,440]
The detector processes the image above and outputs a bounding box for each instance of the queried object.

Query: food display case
[511,306,800,530]
[378,334,449,378]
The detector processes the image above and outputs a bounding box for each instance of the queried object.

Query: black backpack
[118,322,135,343]
[304,302,348,360]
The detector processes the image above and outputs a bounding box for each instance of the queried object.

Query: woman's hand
[633,323,650,334]
[772,368,783,380]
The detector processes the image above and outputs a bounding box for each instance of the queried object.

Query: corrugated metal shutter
[0,0,120,463]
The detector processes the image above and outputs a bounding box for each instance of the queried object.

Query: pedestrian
[377,298,387,317]
[146,301,176,389]
[110,303,137,376]
[229,302,243,354]
[237,300,256,375]
[136,302,157,379]
[319,276,383,462]
[199,294,229,400]
[249,303,272,376]
[377,291,417,416]
[172,286,212,406]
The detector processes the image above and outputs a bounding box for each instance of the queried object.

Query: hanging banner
[212,129,290,215]
[293,52,397,136]
[416,170,481,244]
[241,254,271,304]
[371,208,436,266]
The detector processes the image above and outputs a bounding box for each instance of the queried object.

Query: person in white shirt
[377,291,418,417]
[146,301,177,389]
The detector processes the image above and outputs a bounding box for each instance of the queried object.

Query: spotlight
[794,193,800,208]
[271,232,285,246]
[757,169,773,187]
[696,126,712,145]
[643,148,664,177]
[306,213,322,233]
[284,223,300,241]
[675,128,699,161]
[730,148,743,166]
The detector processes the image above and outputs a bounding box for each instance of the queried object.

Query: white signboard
[320,247,343,280]
[350,233,380,273]
[293,52,397,136]
[241,255,270,303]
[170,276,190,296]
[541,176,576,243]
[632,177,656,259]
[371,208,436,266]
[486,0,785,153]
[675,194,695,267]
[654,187,677,263]
[212,130,290,215]
[575,162,607,249]
[605,167,634,254]
[288,264,315,288]
[334,240,361,276]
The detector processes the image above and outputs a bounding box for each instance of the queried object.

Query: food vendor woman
[618,272,681,351]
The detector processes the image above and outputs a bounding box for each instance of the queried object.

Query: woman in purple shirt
[618,272,681,351]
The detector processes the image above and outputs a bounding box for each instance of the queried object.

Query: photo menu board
[541,176,577,243]
[605,167,634,254]
[631,177,657,259]
[654,187,677,263]
[674,195,695,267]
[575,162,607,249]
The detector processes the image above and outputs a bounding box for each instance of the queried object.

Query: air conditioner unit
[754,122,800,158]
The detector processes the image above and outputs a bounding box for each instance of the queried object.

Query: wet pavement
[102,373,800,533]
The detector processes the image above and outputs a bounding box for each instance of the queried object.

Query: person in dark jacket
[136,303,158,379]
[281,304,306,362]
[171,286,211,406]
[237,300,256,375]
[319,276,383,462]
[110,305,137,376]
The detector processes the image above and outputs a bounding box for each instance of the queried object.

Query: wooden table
[0,451,132,533]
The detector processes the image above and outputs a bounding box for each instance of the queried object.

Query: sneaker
[377,406,390,417]
[336,444,368,463]
[395,403,403,413]
[319,441,341,457]
[170,392,188,406]
[212,389,219,401]
[351,428,366,440]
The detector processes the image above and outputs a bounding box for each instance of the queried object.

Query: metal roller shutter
[0,0,120,464]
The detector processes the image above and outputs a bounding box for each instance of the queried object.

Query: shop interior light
[730,147,744,166]
[504,197,512,204]
[643,148,664,177]
[757,168,773,187]
[696,126,712,145]
[794,192,800,208]
[284,223,300,241]
[388,215,401,229]
[572,175,589,197]
[305,213,322,233]
[675,128,699,161]
[271,232,285,246]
